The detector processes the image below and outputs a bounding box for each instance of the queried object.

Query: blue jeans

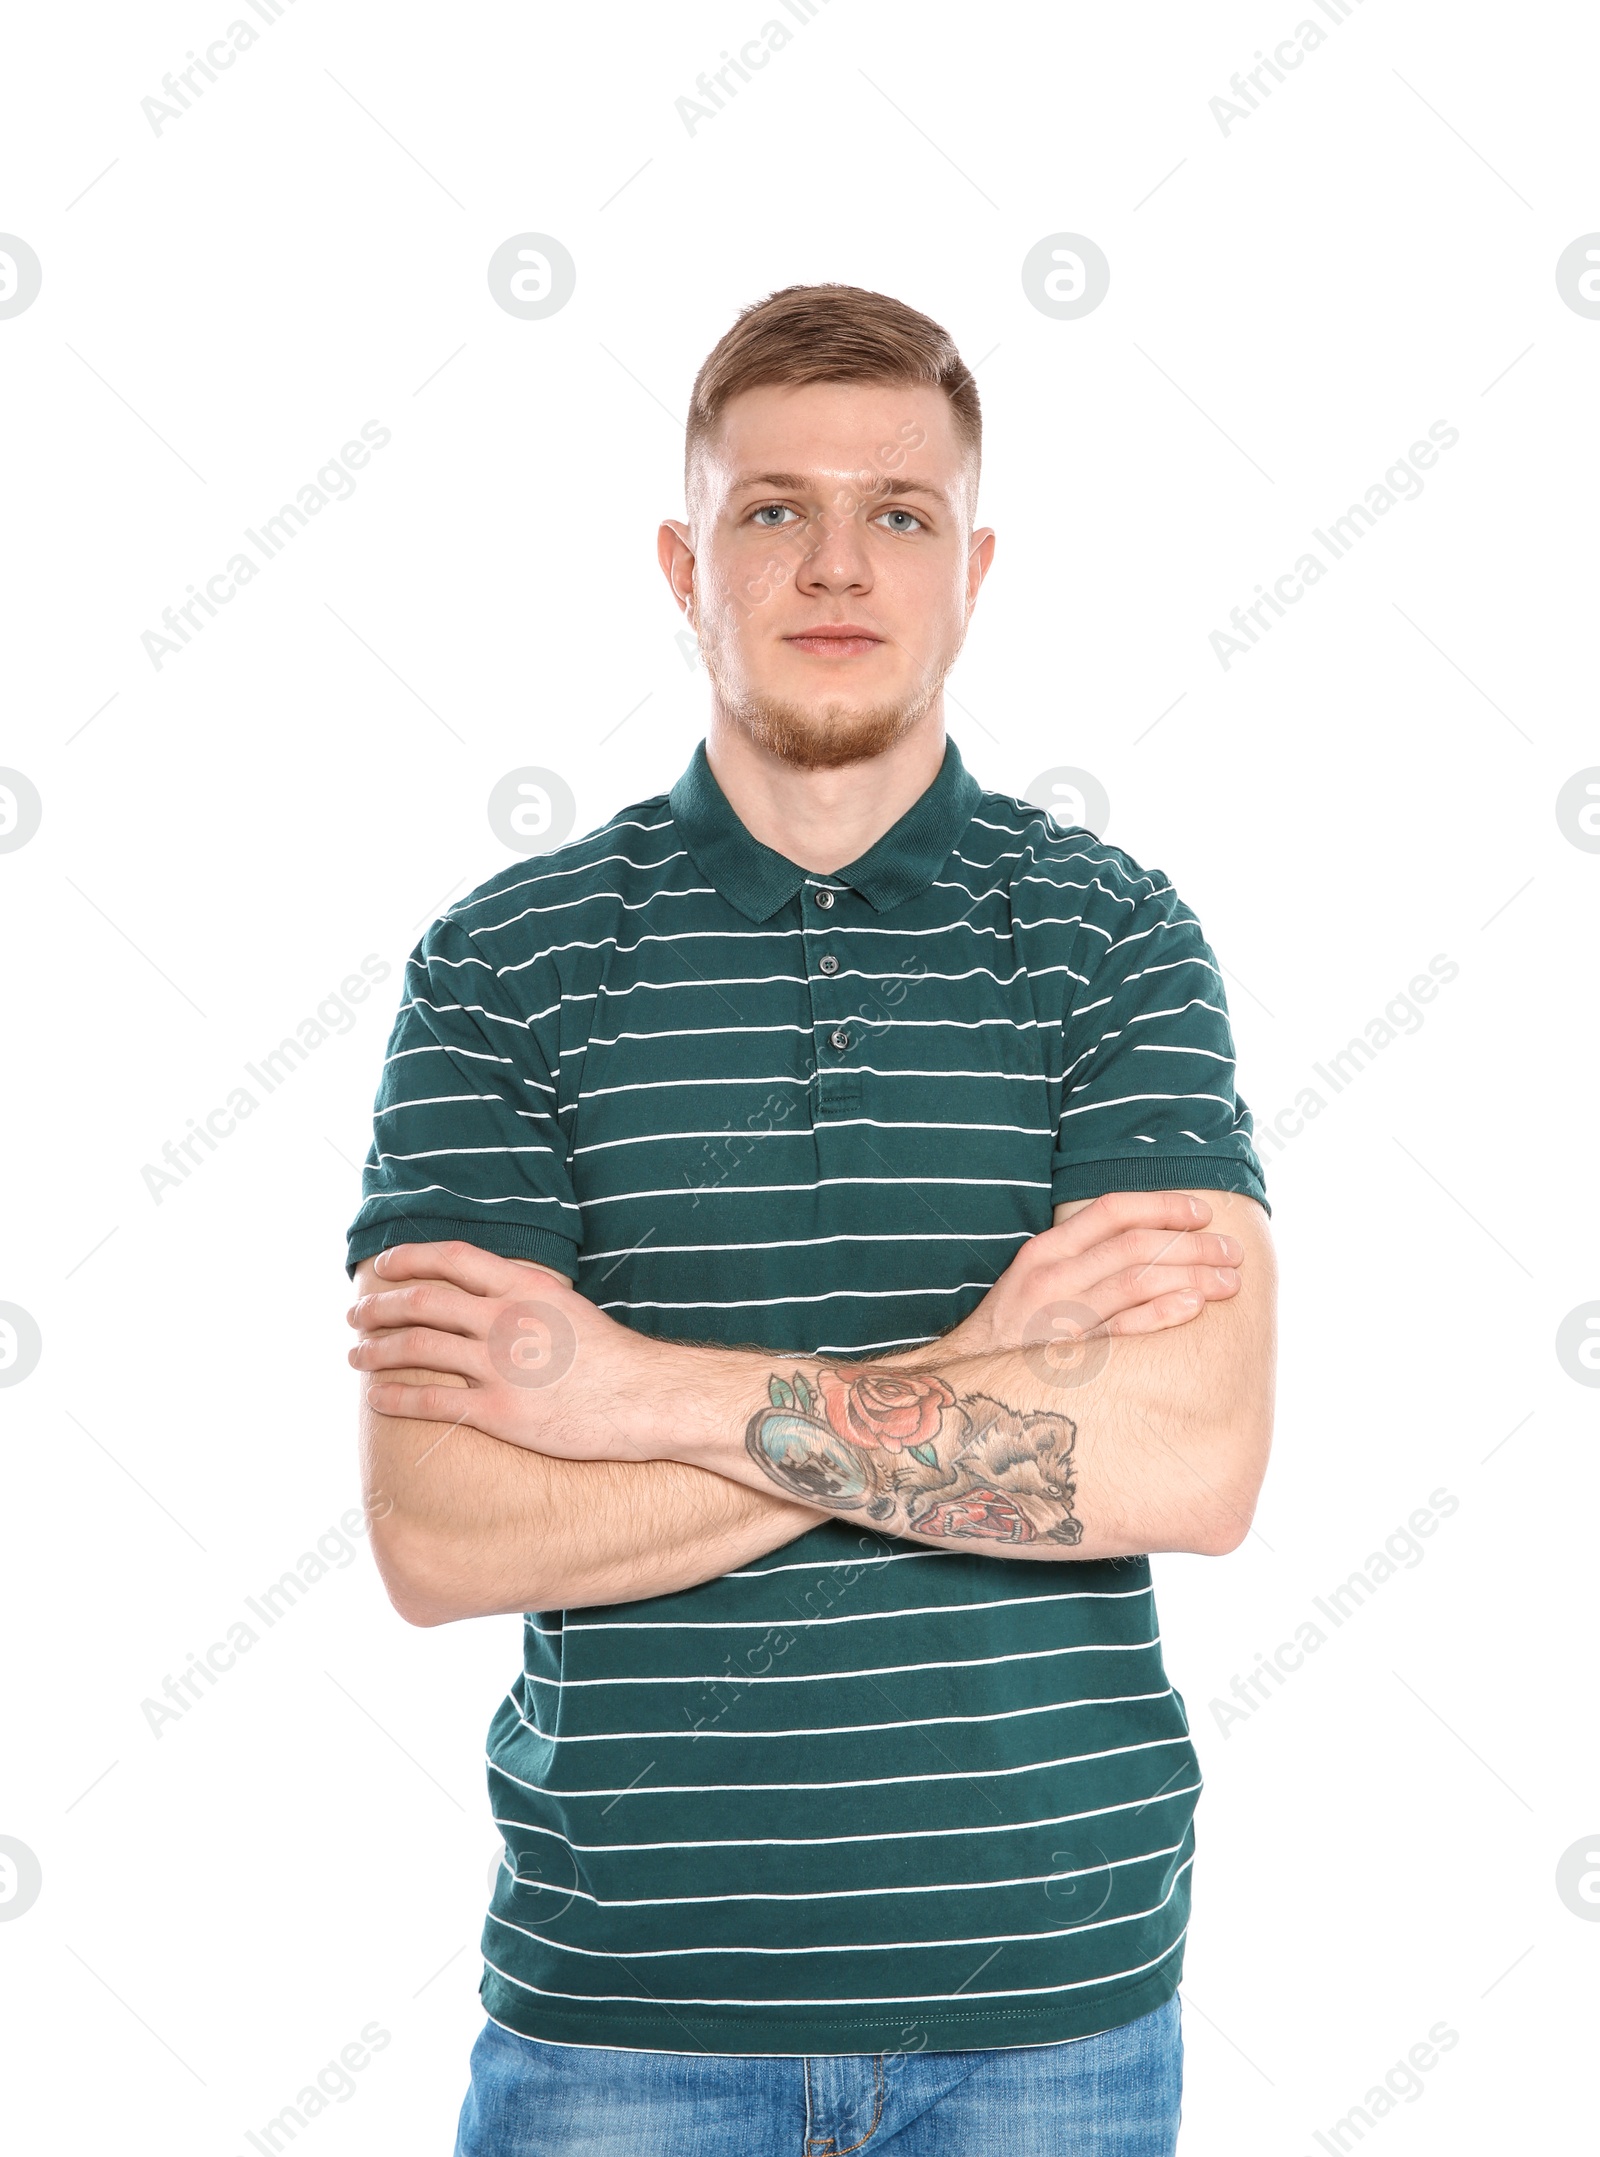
[453,1994,1182,2155]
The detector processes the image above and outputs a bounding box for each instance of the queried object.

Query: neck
[704,704,947,874]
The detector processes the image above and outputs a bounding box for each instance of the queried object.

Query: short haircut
[685,283,981,498]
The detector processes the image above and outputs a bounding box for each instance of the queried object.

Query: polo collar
[669,735,981,924]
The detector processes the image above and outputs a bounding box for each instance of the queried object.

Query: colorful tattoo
[746,1364,1083,1546]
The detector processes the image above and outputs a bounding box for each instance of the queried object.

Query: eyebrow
[728,470,950,504]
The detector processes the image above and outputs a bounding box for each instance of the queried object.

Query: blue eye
[751,504,799,527]
[877,508,924,533]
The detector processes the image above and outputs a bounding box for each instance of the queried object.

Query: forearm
[630,1297,1275,1561]
[350,1202,1276,1571]
[362,1366,825,1622]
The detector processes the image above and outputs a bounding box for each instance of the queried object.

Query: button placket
[806,883,859,1120]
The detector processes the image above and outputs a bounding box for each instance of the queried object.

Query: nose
[792,507,874,597]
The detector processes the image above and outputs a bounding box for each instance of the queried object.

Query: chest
[553,885,1070,1354]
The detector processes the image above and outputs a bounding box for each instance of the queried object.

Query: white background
[2,3,1595,2150]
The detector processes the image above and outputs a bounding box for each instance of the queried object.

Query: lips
[784,625,883,655]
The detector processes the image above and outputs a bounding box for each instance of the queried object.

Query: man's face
[662,380,994,770]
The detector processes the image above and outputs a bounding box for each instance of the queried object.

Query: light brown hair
[685,282,981,493]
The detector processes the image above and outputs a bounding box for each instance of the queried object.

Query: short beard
[705,661,942,773]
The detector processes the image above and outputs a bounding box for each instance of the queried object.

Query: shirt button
[814,889,835,910]
[819,955,839,975]
[829,1028,851,1051]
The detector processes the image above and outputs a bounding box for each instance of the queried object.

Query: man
[345,282,1277,2155]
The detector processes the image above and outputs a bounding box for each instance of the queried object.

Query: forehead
[693,379,970,502]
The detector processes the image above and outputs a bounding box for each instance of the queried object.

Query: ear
[966,525,996,610]
[658,519,695,613]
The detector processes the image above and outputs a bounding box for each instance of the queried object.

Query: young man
[345,283,1277,2156]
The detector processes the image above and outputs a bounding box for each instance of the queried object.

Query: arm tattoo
[745,1363,1083,1547]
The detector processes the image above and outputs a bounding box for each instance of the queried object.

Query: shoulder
[966,784,1182,922]
[422,786,679,961]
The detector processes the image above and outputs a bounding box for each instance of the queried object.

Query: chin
[728,696,932,771]
[709,661,941,771]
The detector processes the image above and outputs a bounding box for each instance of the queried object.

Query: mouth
[783,624,885,658]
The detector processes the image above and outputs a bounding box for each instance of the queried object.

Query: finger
[1074,1264,1241,1325]
[1046,1191,1213,1260]
[349,1326,487,1381]
[1017,1229,1242,1318]
[1099,1294,1205,1337]
[364,1380,483,1432]
[363,1378,486,1424]
[1073,1227,1245,1286]
[347,1275,491,1338]
[1098,1282,1239,1336]
[368,1240,541,1298]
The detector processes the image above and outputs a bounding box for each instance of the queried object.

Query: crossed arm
[351,1189,1276,1623]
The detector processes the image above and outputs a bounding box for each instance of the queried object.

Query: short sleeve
[1050,856,1269,1215]
[344,911,582,1280]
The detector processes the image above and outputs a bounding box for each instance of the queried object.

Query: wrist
[616,1331,752,1474]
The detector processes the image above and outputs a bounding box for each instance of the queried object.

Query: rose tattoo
[746,1363,1082,1546]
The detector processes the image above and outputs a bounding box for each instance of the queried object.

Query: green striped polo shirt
[345,734,1268,2057]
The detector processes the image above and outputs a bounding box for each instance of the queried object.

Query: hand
[346,1241,647,1462]
[934,1191,1245,1360]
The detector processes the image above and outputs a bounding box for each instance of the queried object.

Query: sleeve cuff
[1050,1154,1270,1217]
[345,1217,581,1282]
